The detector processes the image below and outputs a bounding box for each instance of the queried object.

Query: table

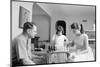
[48,50,70,63]
[32,50,71,64]
[32,50,50,64]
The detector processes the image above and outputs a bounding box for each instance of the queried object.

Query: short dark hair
[56,26,64,35]
[71,23,84,34]
[23,22,35,32]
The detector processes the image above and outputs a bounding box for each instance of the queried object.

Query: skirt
[70,47,94,62]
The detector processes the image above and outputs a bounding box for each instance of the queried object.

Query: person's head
[23,22,37,38]
[70,23,84,35]
[56,26,64,36]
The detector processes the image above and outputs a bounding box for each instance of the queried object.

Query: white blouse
[52,34,69,51]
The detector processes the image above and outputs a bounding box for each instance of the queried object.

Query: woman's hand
[68,53,76,61]
[67,41,74,47]
[77,49,88,54]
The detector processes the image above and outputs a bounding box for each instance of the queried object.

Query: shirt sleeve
[16,38,35,64]
[16,39,29,60]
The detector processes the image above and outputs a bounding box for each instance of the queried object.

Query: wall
[12,1,95,41]
[32,3,51,41]
[32,15,51,41]
[50,15,95,41]
[37,3,95,41]
[12,1,33,39]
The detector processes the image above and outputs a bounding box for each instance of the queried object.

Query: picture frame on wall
[19,6,31,28]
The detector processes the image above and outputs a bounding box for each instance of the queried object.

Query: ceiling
[36,3,95,17]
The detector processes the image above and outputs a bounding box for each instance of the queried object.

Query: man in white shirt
[12,22,44,66]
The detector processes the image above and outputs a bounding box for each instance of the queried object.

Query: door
[56,20,66,35]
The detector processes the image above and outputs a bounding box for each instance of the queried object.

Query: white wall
[32,15,50,41]
[12,1,33,39]
[32,3,51,41]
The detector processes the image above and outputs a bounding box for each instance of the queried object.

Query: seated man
[11,22,45,66]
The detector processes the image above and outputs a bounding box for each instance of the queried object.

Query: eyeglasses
[29,28,37,33]
[32,30,37,34]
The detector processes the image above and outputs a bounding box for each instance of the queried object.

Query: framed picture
[19,6,30,28]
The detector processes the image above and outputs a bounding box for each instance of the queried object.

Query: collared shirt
[12,33,34,64]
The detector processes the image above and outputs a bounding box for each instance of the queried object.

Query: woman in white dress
[69,23,94,62]
[49,26,69,63]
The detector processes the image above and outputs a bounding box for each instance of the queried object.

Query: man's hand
[38,56,44,59]
[22,59,35,64]
[32,55,44,59]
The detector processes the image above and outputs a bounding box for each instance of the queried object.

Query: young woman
[69,23,94,62]
[49,26,69,63]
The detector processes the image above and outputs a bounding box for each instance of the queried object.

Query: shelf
[88,39,95,41]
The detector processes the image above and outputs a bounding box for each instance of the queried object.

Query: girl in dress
[69,23,94,62]
[49,26,69,63]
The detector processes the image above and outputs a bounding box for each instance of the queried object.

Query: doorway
[56,20,66,35]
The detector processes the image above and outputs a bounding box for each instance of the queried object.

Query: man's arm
[16,39,35,64]
[79,34,89,54]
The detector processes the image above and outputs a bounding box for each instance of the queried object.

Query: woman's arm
[69,43,77,53]
[51,34,56,46]
[67,40,77,53]
[49,34,56,51]
[78,34,89,54]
